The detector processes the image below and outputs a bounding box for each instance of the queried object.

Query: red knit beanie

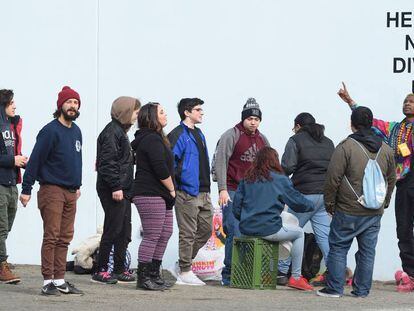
[57,86,81,110]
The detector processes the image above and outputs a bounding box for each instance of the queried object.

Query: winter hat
[241,98,262,121]
[57,86,81,110]
[111,96,141,125]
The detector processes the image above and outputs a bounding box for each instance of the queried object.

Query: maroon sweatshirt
[226,122,268,191]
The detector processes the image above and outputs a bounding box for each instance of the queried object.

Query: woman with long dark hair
[232,146,315,291]
[278,112,334,286]
[131,103,175,291]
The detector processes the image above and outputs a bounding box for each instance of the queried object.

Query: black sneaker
[350,290,367,298]
[55,282,84,295]
[91,272,118,284]
[114,271,136,284]
[277,271,288,286]
[316,287,341,298]
[41,282,61,296]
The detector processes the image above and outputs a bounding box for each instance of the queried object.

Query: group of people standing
[0,83,413,299]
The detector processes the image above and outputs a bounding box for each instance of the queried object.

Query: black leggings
[97,188,131,274]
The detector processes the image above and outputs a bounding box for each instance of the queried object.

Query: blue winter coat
[233,171,314,237]
[168,122,209,196]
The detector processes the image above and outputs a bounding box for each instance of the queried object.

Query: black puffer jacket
[96,119,134,198]
[282,131,334,194]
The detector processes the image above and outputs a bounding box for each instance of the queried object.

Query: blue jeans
[221,191,240,281]
[278,194,330,274]
[326,210,381,296]
[263,224,304,278]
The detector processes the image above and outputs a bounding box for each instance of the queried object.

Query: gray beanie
[241,98,262,121]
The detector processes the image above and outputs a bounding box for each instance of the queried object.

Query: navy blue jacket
[232,172,314,237]
[0,105,22,186]
[168,122,209,196]
[22,119,82,195]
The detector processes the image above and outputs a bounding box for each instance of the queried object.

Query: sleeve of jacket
[232,181,245,220]
[279,176,314,213]
[214,129,236,192]
[21,126,55,195]
[146,136,171,180]
[97,131,122,192]
[351,104,398,141]
[261,133,271,147]
[168,127,185,169]
[323,143,348,213]
[384,149,397,208]
[281,138,298,176]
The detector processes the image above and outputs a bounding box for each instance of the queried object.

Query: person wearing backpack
[338,83,414,292]
[211,98,270,286]
[316,106,396,298]
[278,113,334,286]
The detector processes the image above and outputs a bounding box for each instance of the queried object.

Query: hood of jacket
[111,96,137,127]
[131,128,159,150]
[349,128,383,153]
[0,104,7,124]
[0,104,20,141]
[235,121,261,137]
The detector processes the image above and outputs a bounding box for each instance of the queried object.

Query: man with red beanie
[20,86,83,296]
[211,98,270,286]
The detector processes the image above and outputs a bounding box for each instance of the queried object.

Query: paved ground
[0,265,413,311]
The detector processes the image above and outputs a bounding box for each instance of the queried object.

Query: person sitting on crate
[232,146,315,291]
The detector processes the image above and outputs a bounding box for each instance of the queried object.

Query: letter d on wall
[394,58,406,73]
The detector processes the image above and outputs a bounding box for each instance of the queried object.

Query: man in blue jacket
[20,86,84,296]
[168,98,212,286]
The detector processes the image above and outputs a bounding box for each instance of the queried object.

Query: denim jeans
[263,224,304,278]
[326,210,381,296]
[278,194,330,274]
[221,190,240,281]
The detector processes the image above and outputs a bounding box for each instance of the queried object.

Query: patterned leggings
[133,196,173,263]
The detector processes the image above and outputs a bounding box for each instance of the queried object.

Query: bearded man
[20,86,84,296]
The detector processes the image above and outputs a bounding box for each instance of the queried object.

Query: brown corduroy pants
[37,185,77,280]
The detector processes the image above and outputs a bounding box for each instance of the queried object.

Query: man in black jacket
[92,96,140,284]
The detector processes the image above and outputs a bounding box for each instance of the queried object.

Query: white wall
[1,0,413,280]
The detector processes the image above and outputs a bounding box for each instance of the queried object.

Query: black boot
[150,259,174,288]
[136,262,166,291]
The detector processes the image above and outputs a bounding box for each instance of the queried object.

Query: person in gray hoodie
[0,89,27,284]
[211,98,270,286]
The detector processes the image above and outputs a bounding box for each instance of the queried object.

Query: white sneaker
[176,271,206,286]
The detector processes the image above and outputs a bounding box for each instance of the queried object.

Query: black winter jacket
[281,131,334,194]
[131,128,175,209]
[96,119,134,198]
